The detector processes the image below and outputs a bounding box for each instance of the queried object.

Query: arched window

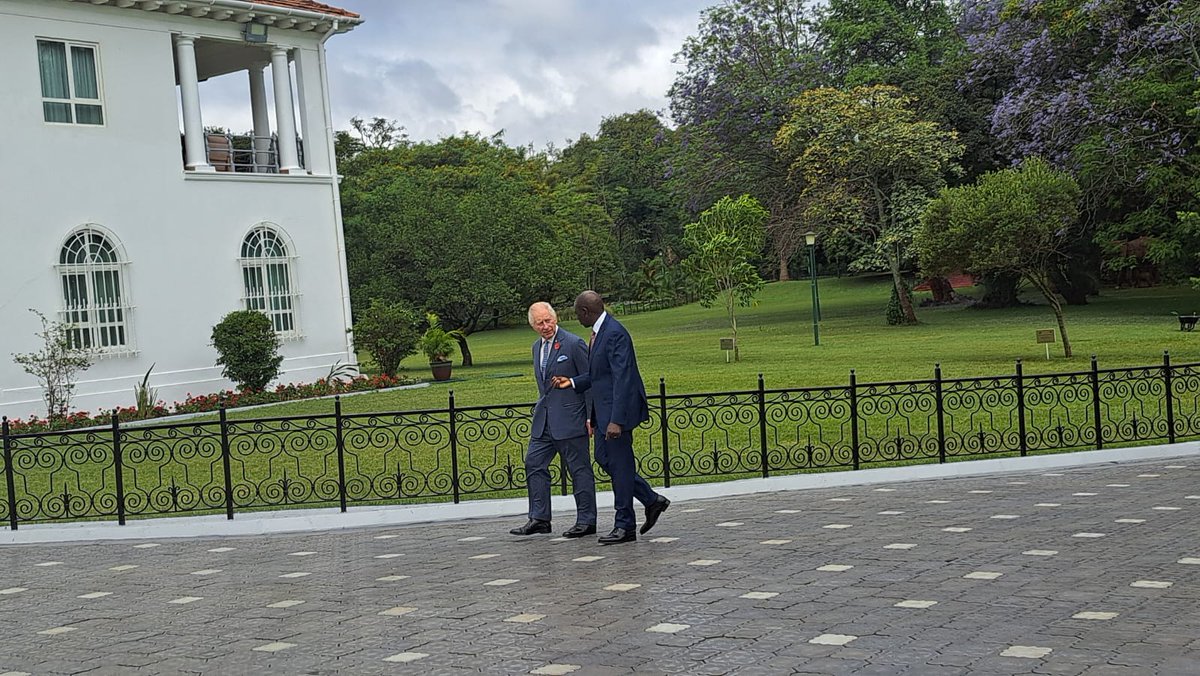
[58,227,131,351]
[240,224,299,337]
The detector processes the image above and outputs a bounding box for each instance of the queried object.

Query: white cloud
[199,0,709,147]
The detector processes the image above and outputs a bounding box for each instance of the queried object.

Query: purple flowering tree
[669,0,826,280]
[960,0,1199,280]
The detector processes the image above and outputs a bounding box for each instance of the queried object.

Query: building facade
[0,0,363,420]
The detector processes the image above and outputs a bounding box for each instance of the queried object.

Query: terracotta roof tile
[249,0,360,19]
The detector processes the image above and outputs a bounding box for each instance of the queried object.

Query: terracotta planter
[430,360,453,381]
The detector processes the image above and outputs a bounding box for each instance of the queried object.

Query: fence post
[111,411,126,526]
[935,364,946,464]
[449,390,460,504]
[3,417,17,531]
[559,456,569,496]
[1090,355,1103,449]
[1016,360,1027,457]
[849,370,860,471]
[758,374,769,478]
[659,378,671,488]
[219,407,234,520]
[1164,351,1175,445]
[334,396,347,512]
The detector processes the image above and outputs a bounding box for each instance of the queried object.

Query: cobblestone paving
[1,458,1199,675]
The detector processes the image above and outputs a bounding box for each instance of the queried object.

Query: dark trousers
[593,429,659,530]
[525,434,596,525]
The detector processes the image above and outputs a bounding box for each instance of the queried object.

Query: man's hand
[605,422,623,440]
[550,376,571,389]
[585,420,593,437]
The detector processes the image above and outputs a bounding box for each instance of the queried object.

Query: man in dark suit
[510,302,597,538]
[553,290,669,544]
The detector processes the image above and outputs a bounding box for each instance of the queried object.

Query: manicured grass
[255,277,1200,418]
[6,278,1198,526]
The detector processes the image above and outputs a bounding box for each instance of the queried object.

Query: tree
[341,133,583,365]
[683,195,768,361]
[352,299,421,377]
[211,310,282,391]
[775,84,964,324]
[550,111,686,294]
[669,0,826,280]
[350,116,407,150]
[817,0,999,177]
[959,0,1200,284]
[918,158,1083,357]
[12,309,93,426]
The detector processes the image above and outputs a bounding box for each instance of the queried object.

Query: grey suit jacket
[531,329,590,440]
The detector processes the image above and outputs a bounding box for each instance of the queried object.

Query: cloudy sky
[200,0,712,148]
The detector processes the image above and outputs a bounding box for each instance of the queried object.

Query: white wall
[0,0,356,419]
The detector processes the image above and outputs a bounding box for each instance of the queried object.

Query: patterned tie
[540,339,551,375]
[588,330,596,351]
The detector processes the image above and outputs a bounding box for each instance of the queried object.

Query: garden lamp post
[805,230,820,346]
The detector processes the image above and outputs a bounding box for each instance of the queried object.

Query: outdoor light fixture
[243,21,268,43]
[804,230,821,345]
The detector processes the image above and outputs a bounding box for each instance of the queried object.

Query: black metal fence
[3,353,1199,529]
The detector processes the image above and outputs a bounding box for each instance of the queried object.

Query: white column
[248,64,271,172]
[175,35,212,172]
[270,47,302,174]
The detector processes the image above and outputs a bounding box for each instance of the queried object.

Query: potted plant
[417,312,462,381]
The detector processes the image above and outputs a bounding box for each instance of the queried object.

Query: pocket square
[556,355,569,362]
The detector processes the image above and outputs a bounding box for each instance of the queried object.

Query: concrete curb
[4,441,1197,544]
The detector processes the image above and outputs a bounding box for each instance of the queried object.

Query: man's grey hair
[527,301,557,325]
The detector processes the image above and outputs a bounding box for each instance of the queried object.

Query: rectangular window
[60,268,131,352]
[241,260,300,339]
[37,39,104,126]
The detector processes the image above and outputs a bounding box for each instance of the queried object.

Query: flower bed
[5,373,414,434]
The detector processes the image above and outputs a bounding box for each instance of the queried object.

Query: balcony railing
[182,133,305,173]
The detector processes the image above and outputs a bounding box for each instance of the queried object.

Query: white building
[0,0,363,420]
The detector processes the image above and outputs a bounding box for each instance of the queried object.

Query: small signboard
[1036,329,1055,359]
[720,338,735,362]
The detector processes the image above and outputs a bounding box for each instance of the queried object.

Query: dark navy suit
[526,329,596,526]
[572,313,662,530]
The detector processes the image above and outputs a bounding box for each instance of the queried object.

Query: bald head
[573,290,604,328]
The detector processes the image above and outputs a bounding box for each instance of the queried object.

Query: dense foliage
[919,158,1083,355]
[334,0,1197,343]
[351,299,421,376]
[211,310,283,392]
[775,85,964,324]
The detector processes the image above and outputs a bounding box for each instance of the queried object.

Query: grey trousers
[525,434,596,525]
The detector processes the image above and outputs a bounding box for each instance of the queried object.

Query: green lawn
[262,277,1200,418]
[5,277,1199,527]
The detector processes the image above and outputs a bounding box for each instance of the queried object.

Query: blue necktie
[540,339,550,376]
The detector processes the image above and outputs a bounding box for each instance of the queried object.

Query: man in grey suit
[510,302,597,537]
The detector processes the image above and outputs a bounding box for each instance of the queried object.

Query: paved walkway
[1,456,1199,675]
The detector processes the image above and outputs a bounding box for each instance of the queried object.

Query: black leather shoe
[598,527,636,545]
[509,519,551,535]
[562,524,597,538]
[640,496,670,535]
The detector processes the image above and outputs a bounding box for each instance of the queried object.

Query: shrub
[886,279,915,326]
[12,309,93,426]
[352,300,420,376]
[6,373,412,433]
[211,310,282,391]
